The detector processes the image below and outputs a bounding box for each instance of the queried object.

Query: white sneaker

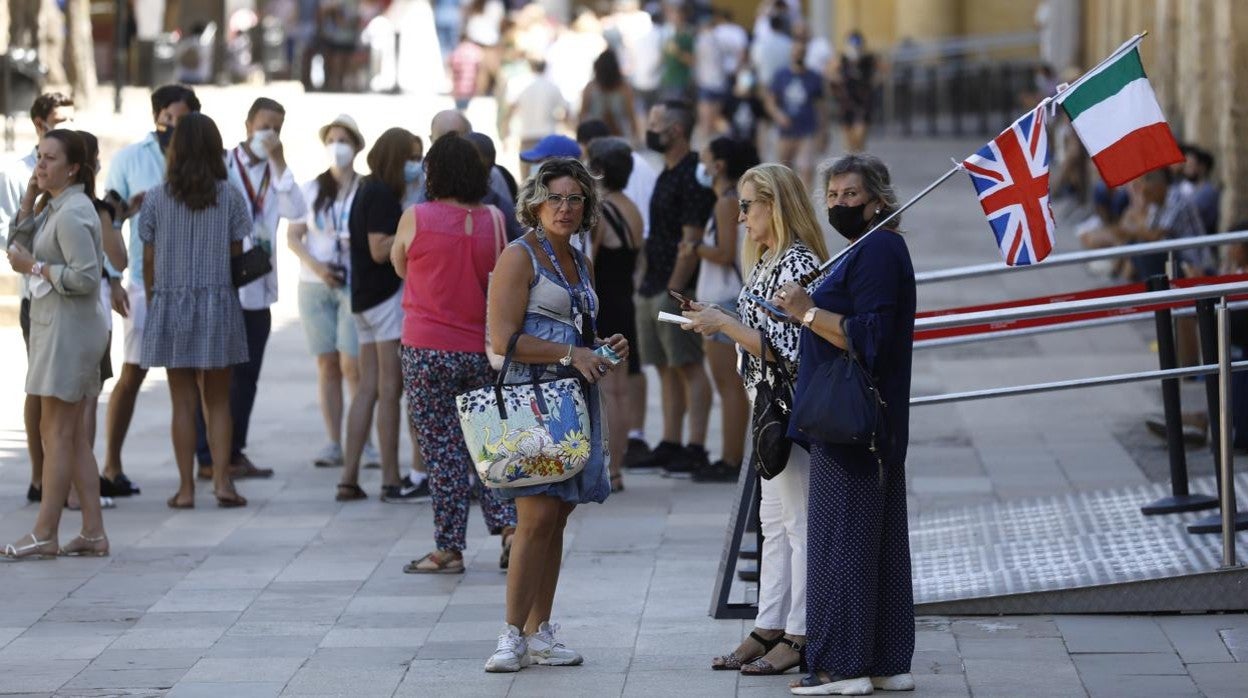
[790,676,873,696]
[361,442,381,469]
[484,624,532,673]
[313,443,343,468]
[872,674,915,691]
[526,621,583,666]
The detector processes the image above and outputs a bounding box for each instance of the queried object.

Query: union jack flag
[962,106,1056,266]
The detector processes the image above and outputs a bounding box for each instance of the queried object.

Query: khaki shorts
[634,291,704,368]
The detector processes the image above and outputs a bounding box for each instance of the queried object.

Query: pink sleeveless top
[401,201,506,352]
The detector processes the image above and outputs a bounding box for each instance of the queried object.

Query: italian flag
[1057,39,1183,187]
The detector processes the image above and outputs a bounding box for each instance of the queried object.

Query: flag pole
[1051,31,1148,105]
[802,164,962,284]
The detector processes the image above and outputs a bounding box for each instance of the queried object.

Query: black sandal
[741,637,806,675]
[335,483,367,502]
[712,631,781,670]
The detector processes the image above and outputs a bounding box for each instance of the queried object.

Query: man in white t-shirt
[712,9,748,78]
[503,59,570,178]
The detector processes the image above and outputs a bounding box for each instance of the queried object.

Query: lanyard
[325,176,357,238]
[538,237,597,338]
[233,148,271,221]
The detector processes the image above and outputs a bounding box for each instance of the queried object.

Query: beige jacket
[19,184,108,401]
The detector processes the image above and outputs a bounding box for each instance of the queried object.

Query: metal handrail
[915,281,1248,331]
[913,360,1248,406]
[915,300,1248,350]
[916,229,1248,284]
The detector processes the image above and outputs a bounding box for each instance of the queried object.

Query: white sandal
[2,533,58,560]
[60,534,109,557]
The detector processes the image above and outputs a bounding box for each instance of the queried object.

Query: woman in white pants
[681,163,828,675]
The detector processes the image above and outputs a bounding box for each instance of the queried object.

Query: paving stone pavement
[1,86,1245,696]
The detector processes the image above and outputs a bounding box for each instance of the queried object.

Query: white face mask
[249,129,274,160]
[326,142,354,169]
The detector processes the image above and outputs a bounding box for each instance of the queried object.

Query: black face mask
[1184,172,1200,183]
[645,130,670,153]
[827,203,871,241]
[155,125,173,151]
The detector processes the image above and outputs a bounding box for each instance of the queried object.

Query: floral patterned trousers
[401,346,517,552]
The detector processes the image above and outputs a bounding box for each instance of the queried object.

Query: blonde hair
[738,164,830,272]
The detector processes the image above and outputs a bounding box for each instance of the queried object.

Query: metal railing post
[1216,297,1238,566]
[1196,298,1226,483]
[1144,277,1215,514]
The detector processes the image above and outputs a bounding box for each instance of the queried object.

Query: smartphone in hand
[742,291,794,322]
[594,344,623,365]
[667,289,694,310]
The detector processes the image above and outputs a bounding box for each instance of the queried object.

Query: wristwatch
[559,344,574,367]
[801,308,818,327]
[29,261,44,279]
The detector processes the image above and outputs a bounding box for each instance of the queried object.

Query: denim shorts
[297,281,358,357]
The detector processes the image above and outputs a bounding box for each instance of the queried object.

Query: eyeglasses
[738,198,760,214]
[545,193,587,210]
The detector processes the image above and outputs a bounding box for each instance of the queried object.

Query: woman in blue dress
[773,154,916,696]
[484,158,630,673]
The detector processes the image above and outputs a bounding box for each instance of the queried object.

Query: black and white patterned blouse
[736,240,822,392]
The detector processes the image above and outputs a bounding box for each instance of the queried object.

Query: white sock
[627,430,645,441]
[408,470,427,486]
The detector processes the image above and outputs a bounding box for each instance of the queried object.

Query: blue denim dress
[497,239,610,504]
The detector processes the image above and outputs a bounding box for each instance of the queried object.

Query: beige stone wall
[827,0,1040,49]
[1083,0,1248,231]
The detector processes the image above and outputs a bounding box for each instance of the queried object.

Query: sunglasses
[738,198,760,214]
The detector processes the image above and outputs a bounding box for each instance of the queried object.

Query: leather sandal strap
[778,637,805,652]
[749,631,782,651]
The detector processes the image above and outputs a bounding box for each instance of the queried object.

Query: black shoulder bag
[231,245,273,287]
[751,330,795,480]
[792,317,886,457]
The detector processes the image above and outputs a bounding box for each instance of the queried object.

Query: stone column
[1213,0,1248,230]
[1149,0,1180,131]
[894,0,961,42]
[1175,0,1216,144]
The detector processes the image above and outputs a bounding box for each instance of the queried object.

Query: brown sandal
[167,494,195,509]
[610,473,625,492]
[403,550,465,574]
[740,637,805,675]
[215,491,248,508]
[712,631,780,670]
[335,483,367,501]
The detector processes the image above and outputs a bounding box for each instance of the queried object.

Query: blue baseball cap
[520,134,581,163]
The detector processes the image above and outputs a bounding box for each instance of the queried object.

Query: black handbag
[231,245,272,287]
[792,318,886,456]
[751,330,795,480]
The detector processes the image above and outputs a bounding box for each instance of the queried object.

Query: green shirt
[660,31,694,90]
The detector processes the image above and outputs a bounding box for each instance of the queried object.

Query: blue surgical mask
[695,162,715,189]
[404,160,423,184]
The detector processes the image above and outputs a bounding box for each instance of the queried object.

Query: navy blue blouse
[789,230,916,468]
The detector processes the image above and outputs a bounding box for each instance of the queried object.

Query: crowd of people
[1,0,921,693]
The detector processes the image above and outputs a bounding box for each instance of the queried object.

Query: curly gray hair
[819,153,902,230]
[516,157,601,233]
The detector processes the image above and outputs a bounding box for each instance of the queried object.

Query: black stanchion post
[977,64,991,135]
[1142,277,1219,515]
[926,64,938,137]
[1188,298,1248,534]
[951,62,964,137]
